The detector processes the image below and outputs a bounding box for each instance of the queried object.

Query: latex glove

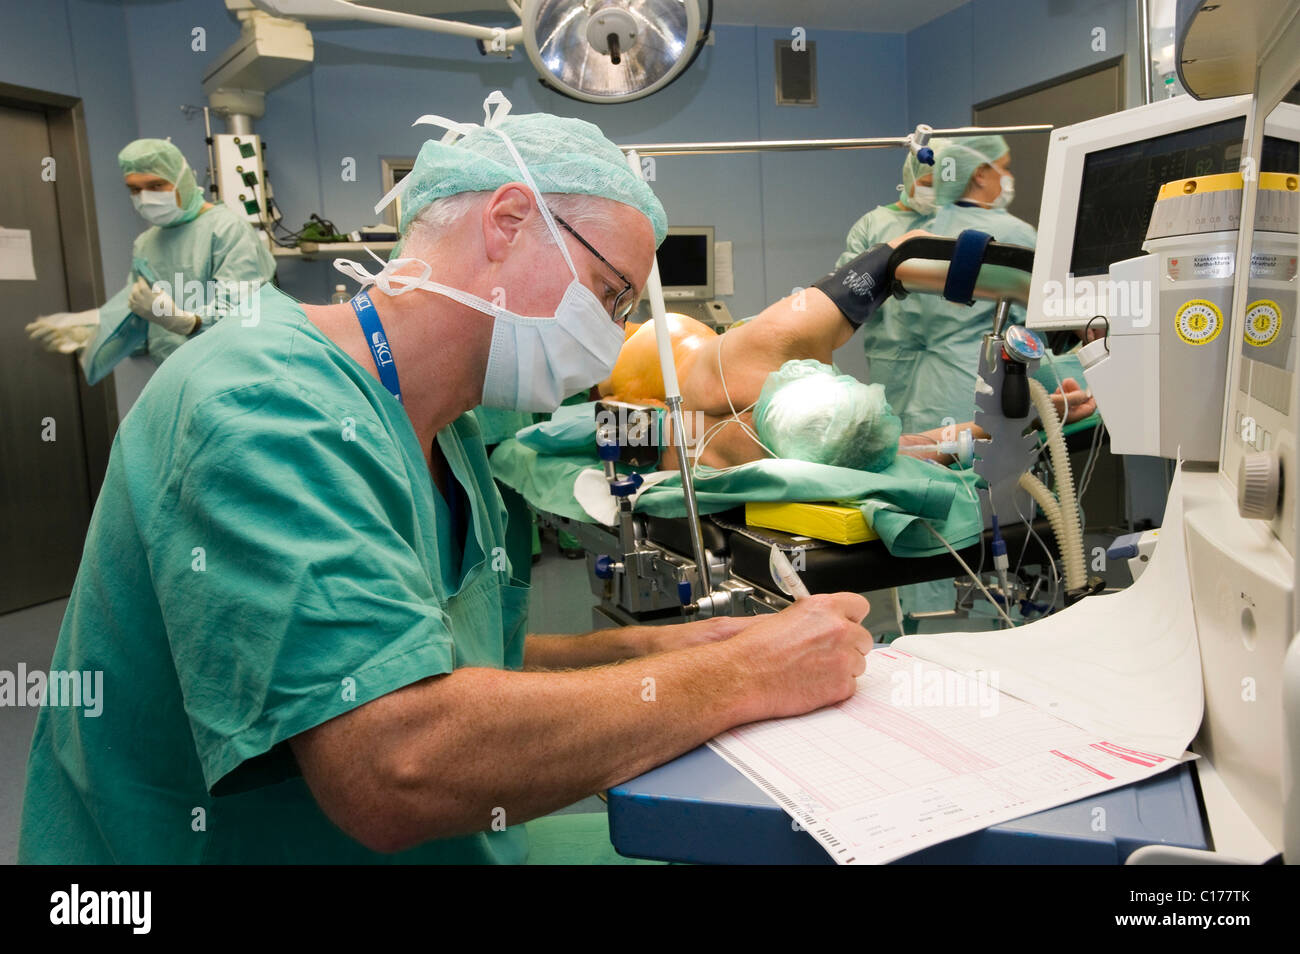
[26,309,100,354]
[129,276,198,335]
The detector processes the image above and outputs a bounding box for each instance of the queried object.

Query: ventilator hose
[1027,378,1087,591]
[1017,471,1072,584]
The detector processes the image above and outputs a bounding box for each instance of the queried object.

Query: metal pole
[201,107,217,200]
[624,150,713,604]
[1138,0,1153,105]
[620,125,1053,157]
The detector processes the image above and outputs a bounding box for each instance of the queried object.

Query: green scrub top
[834,201,921,270]
[20,285,531,864]
[138,203,278,362]
[82,204,278,384]
[834,202,929,414]
[874,203,1038,434]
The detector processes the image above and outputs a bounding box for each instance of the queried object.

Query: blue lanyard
[350,290,402,404]
[350,290,467,546]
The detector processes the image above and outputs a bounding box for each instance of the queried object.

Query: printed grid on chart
[710,648,1172,863]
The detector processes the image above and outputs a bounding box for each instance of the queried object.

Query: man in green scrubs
[26,138,276,383]
[19,98,873,863]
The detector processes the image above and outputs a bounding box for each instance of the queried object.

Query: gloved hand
[812,241,894,329]
[26,309,100,354]
[128,276,199,335]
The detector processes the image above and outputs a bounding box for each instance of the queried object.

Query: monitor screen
[1262,133,1300,173]
[1069,117,1246,277]
[657,233,711,290]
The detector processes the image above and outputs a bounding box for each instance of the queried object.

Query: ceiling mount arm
[250,0,524,45]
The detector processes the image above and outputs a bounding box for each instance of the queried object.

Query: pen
[769,545,812,601]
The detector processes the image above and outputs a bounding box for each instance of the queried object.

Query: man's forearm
[293,639,762,852]
[523,627,655,670]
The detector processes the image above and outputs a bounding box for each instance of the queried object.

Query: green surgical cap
[753,360,902,472]
[396,112,668,245]
[934,135,1009,206]
[118,138,203,225]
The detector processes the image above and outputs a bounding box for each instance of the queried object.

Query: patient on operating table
[598,234,1095,472]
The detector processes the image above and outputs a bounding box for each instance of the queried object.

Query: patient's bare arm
[678,290,843,418]
[680,231,927,417]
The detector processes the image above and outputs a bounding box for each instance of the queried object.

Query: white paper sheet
[707,469,1203,863]
[0,228,36,281]
[710,648,1181,864]
[713,240,734,297]
[894,468,1203,758]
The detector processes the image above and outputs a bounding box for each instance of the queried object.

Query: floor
[0,598,65,865]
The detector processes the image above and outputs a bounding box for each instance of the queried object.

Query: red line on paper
[1051,749,1114,780]
[1094,741,1165,763]
[1090,743,1156,767]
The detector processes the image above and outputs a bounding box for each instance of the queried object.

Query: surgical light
[521,0,712,104]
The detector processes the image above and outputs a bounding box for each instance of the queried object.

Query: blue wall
[1,0,1133,322]
[906,0,1130,127]
[269,18,908,315]
[0,0,912,321]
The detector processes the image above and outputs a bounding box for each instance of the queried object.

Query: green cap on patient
[398,113,668,245]
[753,360,902,472]
[118,138,204,225]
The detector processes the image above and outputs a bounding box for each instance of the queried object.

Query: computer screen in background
[657,227,714,300]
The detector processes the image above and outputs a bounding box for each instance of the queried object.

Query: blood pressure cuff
[812,241,894,329]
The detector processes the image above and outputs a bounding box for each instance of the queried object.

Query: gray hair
[402,190,617,257]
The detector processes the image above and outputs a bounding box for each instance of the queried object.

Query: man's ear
[482,184,535,262]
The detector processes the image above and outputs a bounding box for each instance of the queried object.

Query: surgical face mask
[336,189,623,412]
[990,173,1015,209]
[908,183,937,215]
[131,188,184,227]
[337,249,623,413]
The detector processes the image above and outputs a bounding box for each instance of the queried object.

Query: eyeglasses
[552,214,637,322]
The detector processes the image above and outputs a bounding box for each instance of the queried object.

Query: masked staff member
[25,138,275,381]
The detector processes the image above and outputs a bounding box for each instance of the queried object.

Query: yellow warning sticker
[1244,299,1282,347]
[1174,299,1223,345]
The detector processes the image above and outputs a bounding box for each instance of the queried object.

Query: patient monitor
[1027,52,1300,860]
[1031,96,1300,462]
